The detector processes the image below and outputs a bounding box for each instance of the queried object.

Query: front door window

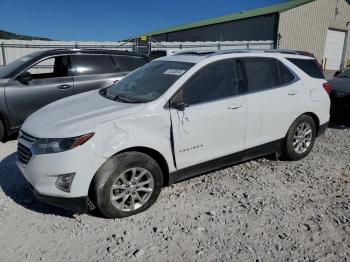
[27,56,71,79]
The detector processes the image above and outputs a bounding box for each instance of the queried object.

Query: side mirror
[172,102,189,111]
[17,71,32,85]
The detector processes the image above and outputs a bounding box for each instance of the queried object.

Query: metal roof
[145,0,315,36]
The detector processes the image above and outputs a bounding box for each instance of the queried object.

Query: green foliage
[0,29,51,41]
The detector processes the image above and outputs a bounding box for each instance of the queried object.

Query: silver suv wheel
[110,167,154,212]
[293,122,312,154]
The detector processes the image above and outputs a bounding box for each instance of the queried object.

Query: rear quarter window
[112,56,147,72]
[287,58,324,79]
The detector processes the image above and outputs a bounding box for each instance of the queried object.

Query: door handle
[228,104,242,110]
[57,84,72,90]
[288,90,298,96]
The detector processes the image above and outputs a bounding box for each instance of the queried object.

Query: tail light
[323,83,332,94]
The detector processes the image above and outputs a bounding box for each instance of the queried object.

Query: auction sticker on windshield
[163,69,186,76]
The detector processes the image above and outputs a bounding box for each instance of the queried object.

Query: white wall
[0,39,274,66]
[150,40,274,52]
[278,0,350,69]
[0,39,134,66]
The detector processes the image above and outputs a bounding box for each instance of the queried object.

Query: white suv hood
[22,90,146,138]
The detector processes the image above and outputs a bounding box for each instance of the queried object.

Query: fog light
[55,173,75,192]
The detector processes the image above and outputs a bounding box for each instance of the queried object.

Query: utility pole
[1,42,6,66]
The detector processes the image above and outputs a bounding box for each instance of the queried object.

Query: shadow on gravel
[0,152,74,218]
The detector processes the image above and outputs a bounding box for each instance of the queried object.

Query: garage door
[323,29,346,70]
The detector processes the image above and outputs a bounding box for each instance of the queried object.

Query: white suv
[17,50,330,218]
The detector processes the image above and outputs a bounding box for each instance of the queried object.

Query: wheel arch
[118,146,170,187]
[303,112,320,135]
[88,146,171,201]
[286,112,320,139]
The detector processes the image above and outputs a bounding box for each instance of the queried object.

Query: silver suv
[0,49,148,140]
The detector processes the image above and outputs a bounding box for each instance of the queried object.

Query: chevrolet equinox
[17,50,330,218]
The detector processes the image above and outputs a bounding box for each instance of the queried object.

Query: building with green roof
[145,0,350,70]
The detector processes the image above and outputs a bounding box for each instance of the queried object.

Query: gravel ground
[0,122,349,262]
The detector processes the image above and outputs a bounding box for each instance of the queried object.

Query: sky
[1,0,287,41]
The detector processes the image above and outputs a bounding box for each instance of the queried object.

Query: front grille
[17,143,33,166]
[17,130,38,166]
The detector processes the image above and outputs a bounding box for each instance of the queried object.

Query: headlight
[32,133,94,154]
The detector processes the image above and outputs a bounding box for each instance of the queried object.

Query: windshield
[104,60,194,103]
[338,68,350,78]
[0,51,41,78]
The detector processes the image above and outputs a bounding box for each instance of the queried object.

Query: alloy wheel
[293,122,313,154]
[110,167,154,211]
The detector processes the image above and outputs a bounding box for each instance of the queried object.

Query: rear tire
[0,120,4,142]
[282,115,316,161]
[92,152,163,218]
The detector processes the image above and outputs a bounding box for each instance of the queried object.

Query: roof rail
[173,48,301,57]
[174,50,216,56]
[209,48,300,56]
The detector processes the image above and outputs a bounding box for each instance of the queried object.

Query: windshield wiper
[99,87,108,97]
[100,88,143,103]
[113,95,143,103]
[100,87,126,101]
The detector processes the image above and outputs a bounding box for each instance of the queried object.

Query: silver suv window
[74,55,116,75]
[27,56,71,79]
[112,56,147,72]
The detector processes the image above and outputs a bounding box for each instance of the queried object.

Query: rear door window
[75,55,116,75]
[112,56,147,72]
[243,57,280,93]
[287,58,324,79]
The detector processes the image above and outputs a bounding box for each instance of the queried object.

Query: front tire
[282,115,316,161]
[92,152,163,218]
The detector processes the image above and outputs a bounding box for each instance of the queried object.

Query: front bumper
[16,134,107,214]
[26,180,88,213]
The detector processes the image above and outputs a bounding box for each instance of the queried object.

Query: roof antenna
[74,32,78,49]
